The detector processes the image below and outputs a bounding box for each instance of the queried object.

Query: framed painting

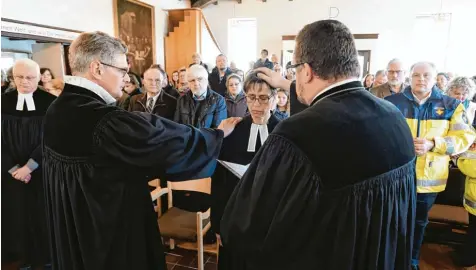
[113,0,155,76]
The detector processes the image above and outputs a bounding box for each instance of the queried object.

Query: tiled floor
[165,246,217,270]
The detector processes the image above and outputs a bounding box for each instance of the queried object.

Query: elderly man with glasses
[371,58,408,98]
[2,59,56,270]
[42,31,240,270]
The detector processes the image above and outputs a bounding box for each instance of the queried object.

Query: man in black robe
[42,31,240,270]
[2,59,56,270]
[220,20,417,270]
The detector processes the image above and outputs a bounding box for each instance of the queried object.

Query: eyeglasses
[100,62,129,78]
[246,94,274,104]
[14,75,37,82]
[286,62,305,69]
[387,70,404,75]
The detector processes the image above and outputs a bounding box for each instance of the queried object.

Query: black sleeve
[220,134,320,261]
[94,110,223,181]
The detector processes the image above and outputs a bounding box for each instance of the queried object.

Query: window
[228,18,257,72]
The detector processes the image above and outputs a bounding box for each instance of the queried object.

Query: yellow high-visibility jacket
[457,145,476,216]
[386,87,476,193]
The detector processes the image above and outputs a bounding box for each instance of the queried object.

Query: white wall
[1,0,191,66]
[203,0,476,75]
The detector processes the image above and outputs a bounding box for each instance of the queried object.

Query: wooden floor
[1,243,468,270]
[163,243,464,270]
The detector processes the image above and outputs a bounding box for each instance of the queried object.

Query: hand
[218,117,242,138]
[12,165,33,183]
[216,234,223,247]
[413,138,434,156]
[255,67,292,91]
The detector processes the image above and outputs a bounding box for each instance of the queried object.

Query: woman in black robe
[211,72,281,270]
[2,86,56,269]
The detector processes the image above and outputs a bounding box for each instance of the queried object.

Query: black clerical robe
[212,115,280,269]
[221,81,417,270]
[1,89,56,266]
[42,83,223,270]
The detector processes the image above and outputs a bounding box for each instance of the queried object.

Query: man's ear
[303,63,314,84]
[90,61,102,80]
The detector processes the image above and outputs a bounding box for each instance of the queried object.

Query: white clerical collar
[247,123,269,152]
[412,90,432,105]
[17,92,36,111]
[64,76,116,104]
[311,78,360,104]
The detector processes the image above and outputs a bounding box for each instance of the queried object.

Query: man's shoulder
[129,93,144,102]
[370,83,388,94]
[384,91,407,103]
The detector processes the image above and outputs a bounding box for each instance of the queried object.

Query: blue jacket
[174,88,227,128]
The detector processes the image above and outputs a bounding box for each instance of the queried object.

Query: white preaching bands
[17,92,36,111]
[247,123,269,152]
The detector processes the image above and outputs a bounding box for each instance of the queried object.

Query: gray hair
[387,58,403,69]
[446,76,476,100]
[69,31,128,74]
[410,61,437,74]
[188,64,209,79]
[13,58,40,77]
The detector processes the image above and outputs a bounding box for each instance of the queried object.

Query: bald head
[13,59,41,94]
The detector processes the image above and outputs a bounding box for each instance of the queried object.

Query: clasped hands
[11,165,33,184]
[414,137,434,156]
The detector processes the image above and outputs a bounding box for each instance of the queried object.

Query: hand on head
[255,67,292,91]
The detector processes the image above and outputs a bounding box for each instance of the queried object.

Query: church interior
[1,0,476,269]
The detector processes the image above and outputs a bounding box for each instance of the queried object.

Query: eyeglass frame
[100,61,129,78]
[13,75,38,82]
[245,94,275,105]
[286,62,306,69]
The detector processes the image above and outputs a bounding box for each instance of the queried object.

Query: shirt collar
[64,76,116,104]
[412,90,432,105]
[146,91,161,103]
[311,78,360,104]
[193,89,207,101]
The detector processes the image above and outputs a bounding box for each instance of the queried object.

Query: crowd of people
[2,18,476,270]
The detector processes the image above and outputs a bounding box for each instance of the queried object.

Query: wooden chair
[149,178,217,270]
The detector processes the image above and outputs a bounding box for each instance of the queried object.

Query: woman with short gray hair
[446,76,476,126]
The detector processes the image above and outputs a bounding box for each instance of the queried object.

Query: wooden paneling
[165,9,222,76]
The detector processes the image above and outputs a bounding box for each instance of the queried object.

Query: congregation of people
[2,18,476,270]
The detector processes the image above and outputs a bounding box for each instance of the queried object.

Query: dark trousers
[412,192,438,266]
[461,213,476,266]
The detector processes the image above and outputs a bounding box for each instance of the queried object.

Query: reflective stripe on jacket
[385,87,476,193]
[458,146,476,216]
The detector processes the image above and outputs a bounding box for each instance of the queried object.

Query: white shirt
[412,91,432,105]
[16,92,36,111]
[247,123,269,152]
[64,76,116,104]
[311,78,361,104]
[146,92,160,107]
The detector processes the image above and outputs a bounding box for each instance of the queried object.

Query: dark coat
[128,90,177,121]
[1,89,56,266]
[174,88,227,128]
[253,58,274,70]
[225,92,248,117]
[221,81,417,270]
[42,83,223,270]
[209,67,233,97]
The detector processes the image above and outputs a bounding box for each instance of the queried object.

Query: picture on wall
[113,0,155,75]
